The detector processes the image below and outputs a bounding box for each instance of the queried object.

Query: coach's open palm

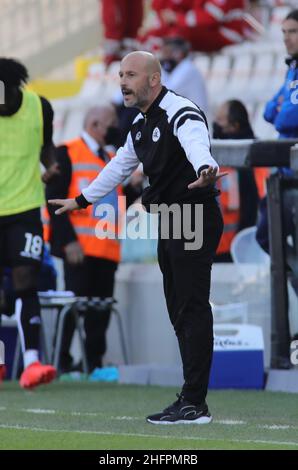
[48,198,80,215]
[188,166,228,189]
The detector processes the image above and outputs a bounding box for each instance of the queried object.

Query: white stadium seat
[193,55,211,80]
[207,55,232,105]
[253,102,279,140]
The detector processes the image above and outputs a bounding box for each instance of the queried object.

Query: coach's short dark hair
[285,10,298,22]
[0,58,29,88]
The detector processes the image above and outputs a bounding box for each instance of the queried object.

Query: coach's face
[119,56,154,111]
[283,18,298,56]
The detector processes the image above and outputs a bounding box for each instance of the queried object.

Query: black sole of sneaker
[146,415,213,425]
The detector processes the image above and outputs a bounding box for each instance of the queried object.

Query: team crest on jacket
[136,131,142,141]
[152,127,160,142]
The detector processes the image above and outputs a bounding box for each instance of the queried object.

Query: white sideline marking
[114,416,139,421]
[22,409,56,414]
[261,425,291,430]
[113,417,247,424]
[215,420,246,425]
[21,409,141,420]
[0,424,298,448]
[6,409,297,432]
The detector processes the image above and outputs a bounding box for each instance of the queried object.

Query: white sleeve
[82,132,140,203]
[174,116,218,174]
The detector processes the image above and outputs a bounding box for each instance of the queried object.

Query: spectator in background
[160,37,208,113]
[264,9,298,139]
[257,9,298,254]
[45,105,124,374]
[143,0,256,53]
[213,100,261,261]
[0,58,58,389]
[101,0,144,66]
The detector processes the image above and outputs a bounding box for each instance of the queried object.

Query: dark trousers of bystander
[61,256,118,372]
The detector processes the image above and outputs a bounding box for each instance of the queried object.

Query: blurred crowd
[101,0,282,65]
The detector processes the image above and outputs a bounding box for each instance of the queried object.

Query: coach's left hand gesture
[188,166,228,189]
[48,198,80,215]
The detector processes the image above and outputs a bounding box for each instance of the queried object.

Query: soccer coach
[49,51,226,425]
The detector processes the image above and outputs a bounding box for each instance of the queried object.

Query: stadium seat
[223,54,253,100]
[107,61,121,81]
[270,52,288,93]
[207,55,232,104]
[246,53,275,102]
[253,102,278,139]
[268,6,290,41]
[230,226,270,265]
[193,55,211,80]
[212,227,270,326]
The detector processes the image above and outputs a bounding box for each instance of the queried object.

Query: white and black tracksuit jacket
[76,87,220,210]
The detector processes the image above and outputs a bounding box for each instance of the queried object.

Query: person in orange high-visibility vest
[213,99,261,261]
[45,105,124,374]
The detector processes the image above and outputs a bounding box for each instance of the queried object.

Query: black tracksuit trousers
[157,198,223,405]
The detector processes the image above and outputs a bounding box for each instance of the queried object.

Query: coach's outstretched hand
[188,166,228,189]
[48,198,80,215]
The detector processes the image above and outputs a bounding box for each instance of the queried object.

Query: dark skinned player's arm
[39,96,59,182]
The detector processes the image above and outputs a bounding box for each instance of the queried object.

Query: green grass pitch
[0,381,298,450]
